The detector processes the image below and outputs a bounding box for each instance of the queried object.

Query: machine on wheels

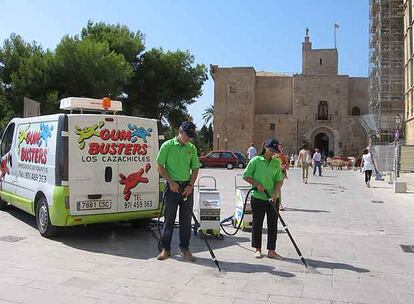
[231,174,253,230]
[193,176,222,239]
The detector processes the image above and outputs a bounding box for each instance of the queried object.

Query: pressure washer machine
[193,176,222,239]
[232,175,253,230]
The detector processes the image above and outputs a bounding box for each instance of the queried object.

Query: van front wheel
[36,197,58,237]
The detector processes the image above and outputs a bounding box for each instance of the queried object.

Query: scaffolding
[368,0,405,142]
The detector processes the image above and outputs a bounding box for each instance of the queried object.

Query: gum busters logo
[18,123,54,165]
[75,122,153,163]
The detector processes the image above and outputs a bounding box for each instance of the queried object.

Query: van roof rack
[59,97,122,114]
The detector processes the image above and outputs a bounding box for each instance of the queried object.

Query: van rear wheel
[36,197,58,237]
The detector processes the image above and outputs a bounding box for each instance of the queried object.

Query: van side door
[0,123,17,202]
[116,117,159,212]
[68,115,119,215]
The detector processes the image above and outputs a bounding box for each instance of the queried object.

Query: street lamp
[216,133,220,150]
[224,138,228,150]
[394,114,402,182]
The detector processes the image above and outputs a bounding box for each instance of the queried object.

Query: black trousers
[161,183,193,251]
[365,170,373,183]
[251,196,278,250]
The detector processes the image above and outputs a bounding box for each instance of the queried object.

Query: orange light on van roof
[102,97,111,110]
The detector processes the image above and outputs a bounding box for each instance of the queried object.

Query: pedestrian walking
[247,143,257,161]
[275,144,289,211]
[297,143,312,184]
[361,148,376,188]
[312,148,322,176]
[290,154,295,167]
[243,138,284,259]
[156,121,200,261]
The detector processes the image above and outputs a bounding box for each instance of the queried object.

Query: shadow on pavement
[307,182,337,186]
[192,256,296,277]
[283,207,330,213]
[371,186,393,189]
[51,223,253,261]
[4,206,37,229]
[284,257,369,273]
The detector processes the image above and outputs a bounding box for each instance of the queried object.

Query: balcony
[314,113,332,121]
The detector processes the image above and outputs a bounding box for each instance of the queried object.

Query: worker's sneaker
[181,250,196,262]
[157,250,171,260]
[268,251,284,260]
[254,250,262,259]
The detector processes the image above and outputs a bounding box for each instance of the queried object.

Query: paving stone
[0,169,413,303]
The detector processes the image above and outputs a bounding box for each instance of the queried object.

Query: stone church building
[211,31,369,157]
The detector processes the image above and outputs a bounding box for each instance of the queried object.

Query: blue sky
[0,0,368,127]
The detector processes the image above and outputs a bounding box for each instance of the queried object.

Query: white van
[0,97,162,236]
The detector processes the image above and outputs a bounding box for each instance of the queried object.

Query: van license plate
[77,200,111,211]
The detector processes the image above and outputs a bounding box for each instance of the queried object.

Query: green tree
[196,124,213,153]
[0,33,40,85]
[129,48,208,125]
[54,35,133,99]
[202,104,214,127]
[0,22,208,127]
[0,33,44,116]
[81,21,145,66]
[0,90,15,128]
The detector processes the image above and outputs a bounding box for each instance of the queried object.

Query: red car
[199,150,239,170]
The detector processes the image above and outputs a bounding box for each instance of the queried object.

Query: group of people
[155,120,376,262]
[156,122,287,261]
[296,144,323,184]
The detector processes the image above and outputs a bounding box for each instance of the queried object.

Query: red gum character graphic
[119,163,151,201]
[0,155,11,182]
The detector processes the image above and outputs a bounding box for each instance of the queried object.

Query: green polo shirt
[242,155,284,201]
[156,137,200,182]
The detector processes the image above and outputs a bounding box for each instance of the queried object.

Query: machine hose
[220,187,253,236]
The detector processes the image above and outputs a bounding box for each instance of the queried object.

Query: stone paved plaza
[0,168,413,304]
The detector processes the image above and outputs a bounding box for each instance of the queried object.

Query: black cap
[180,121,196,138]
[264,138,280,153]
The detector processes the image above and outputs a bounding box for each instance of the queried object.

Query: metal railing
[314,114,332,121]
[371,142,414,186]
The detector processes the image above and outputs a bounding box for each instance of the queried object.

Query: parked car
[199,150,239,170]
[233,152,247,168]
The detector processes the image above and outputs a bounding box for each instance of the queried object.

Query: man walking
[247,143,257,161]
[156,121,200,261]
[313,148,322,176]
[298,143,312,184]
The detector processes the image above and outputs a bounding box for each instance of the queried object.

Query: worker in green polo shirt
[156,121,200,261]
[243,138,284,259]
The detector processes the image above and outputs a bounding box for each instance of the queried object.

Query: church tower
[302,28,338,75]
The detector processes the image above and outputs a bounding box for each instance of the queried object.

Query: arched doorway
[314,133,329,157]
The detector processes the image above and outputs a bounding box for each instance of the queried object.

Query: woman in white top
[361,148,376,188]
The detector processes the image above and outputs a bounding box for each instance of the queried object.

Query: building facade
[211,31,369,157]
[404,0,414,144]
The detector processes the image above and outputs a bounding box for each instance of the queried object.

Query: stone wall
[254,114,297,155]
[210,66,256,152]
[407,119,414,145]
[303,49,338,75]
[349,77,369,115]
[255,76,293,115]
